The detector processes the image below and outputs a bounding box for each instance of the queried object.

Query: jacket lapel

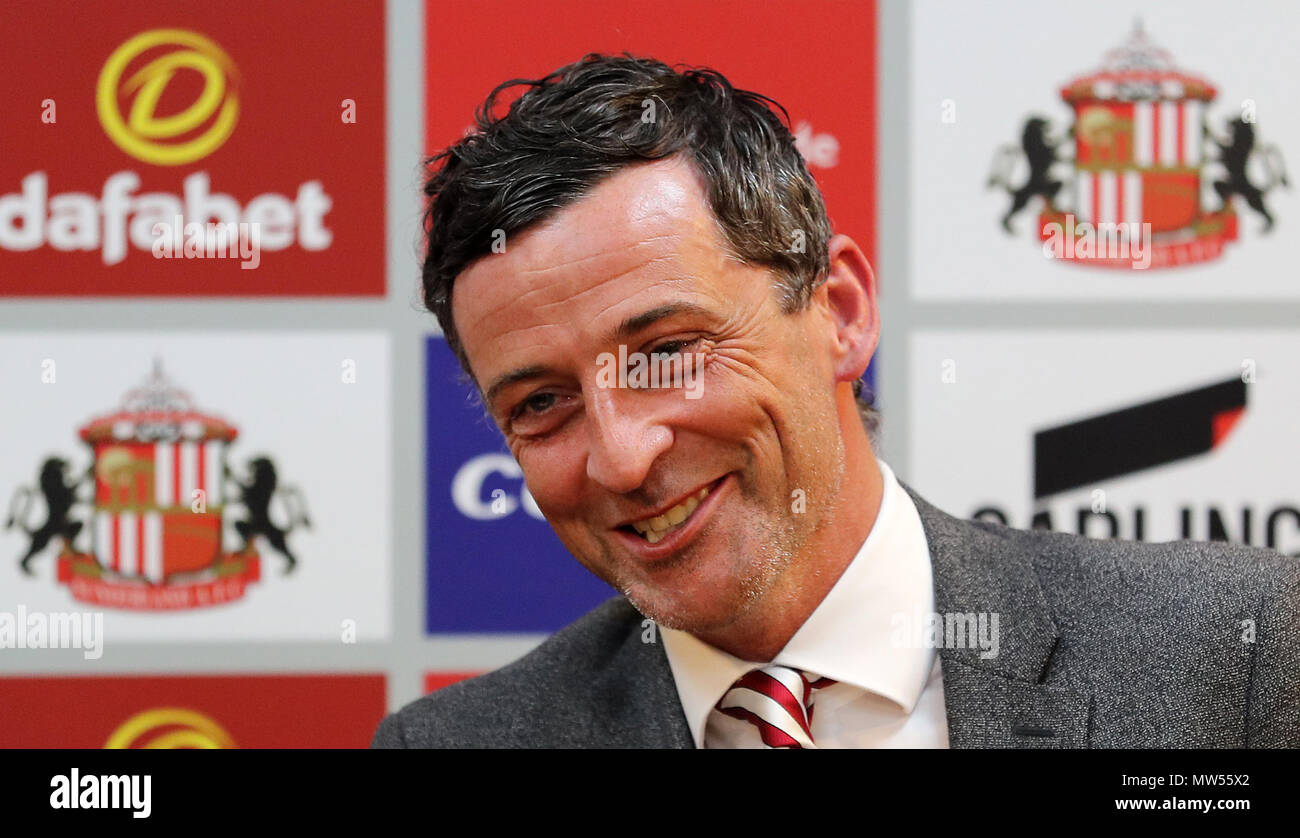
[636,483,1093,748]
[903,484,1092,748]
[625,633,697,748]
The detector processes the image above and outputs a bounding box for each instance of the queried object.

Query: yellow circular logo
[105,707,238,749]
[96,29,239,166]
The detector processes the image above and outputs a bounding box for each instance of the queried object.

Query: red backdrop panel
[0,0,385,295]
[423,671,479,694]
[0,674,386,748]
[424,0,877,267]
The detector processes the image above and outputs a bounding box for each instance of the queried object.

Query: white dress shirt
[660,460,949,748]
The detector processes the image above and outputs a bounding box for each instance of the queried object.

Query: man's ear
[815,234,879,386]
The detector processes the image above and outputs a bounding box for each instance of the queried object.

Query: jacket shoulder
[996,519,1299,614]
[371,596,653,748]
[980,518,1299,745]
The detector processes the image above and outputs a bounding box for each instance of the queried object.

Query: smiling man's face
[453,156,863,640]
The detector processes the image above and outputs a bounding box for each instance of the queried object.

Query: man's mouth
[621,480,719,544]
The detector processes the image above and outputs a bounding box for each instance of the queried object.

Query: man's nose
[583,385,672,494]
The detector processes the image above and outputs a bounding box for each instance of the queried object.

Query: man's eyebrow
[483,301,713,411]
[605,301,713,345]
[484,365,550,412]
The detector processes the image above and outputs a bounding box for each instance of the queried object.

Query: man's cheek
[546,522,595,567]
[515,463,572,518]
[675,370,767,429]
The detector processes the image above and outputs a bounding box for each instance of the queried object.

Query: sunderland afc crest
[988,23,1288,269]
[4,362,310,610]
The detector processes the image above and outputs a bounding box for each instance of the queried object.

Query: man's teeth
[631,486,711,543]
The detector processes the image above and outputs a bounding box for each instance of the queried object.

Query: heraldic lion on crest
[5,457,89,575]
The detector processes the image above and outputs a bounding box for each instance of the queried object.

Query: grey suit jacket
[373,485,1300,748]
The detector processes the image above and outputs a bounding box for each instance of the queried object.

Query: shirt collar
[660,460,937,748]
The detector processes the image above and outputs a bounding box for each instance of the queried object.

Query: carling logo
[972,376,1296,554]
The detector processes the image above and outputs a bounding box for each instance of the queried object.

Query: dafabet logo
[96,29,240,167]
[106,707,237,749]
[0,2,385,294]
[0,28,329,266]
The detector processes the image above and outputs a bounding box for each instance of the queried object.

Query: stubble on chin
[614,503,802,637]
[584,431,846,639]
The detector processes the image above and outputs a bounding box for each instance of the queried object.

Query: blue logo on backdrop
[425,337,613,633]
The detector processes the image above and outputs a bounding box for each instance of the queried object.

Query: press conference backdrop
[0,0,1295,748]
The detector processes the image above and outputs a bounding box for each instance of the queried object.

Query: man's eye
[517,392,557,416]
[507,391,577,438]
[649,337,698,356]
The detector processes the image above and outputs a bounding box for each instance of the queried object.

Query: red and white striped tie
[716,665,837,749]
